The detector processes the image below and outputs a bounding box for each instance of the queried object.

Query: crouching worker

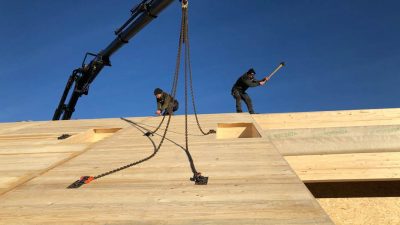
[154,88,179,116]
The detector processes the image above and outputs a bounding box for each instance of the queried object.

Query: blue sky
[0,0,399,122]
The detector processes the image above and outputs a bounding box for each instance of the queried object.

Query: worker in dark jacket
[154,88,179,116]
[231,68,268,114]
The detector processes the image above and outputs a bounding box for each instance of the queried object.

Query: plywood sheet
[318,198,400,225]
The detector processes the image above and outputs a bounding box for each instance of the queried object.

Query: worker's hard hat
[154,88,163,95]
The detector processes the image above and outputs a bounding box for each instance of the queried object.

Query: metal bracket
[57,134,72,140]
[67,176,94,189]
[144,3,158,18]
[208,129,216,134]
[144,131,154,137]
[181,0,188,9]
[190,172,208,185]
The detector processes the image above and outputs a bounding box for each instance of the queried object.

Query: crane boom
[53,0,175,120]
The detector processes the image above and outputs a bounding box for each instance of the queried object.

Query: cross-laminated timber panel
[0,113,332,225]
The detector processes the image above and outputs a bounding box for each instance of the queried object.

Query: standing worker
[231,68,268,114]
[154,88,179,116]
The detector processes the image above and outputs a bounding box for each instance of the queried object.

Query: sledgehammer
[263,62,285,82]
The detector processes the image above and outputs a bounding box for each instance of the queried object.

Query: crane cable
[67,0,209,188]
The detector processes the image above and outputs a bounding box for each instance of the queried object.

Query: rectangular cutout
[62,128,122,143]
[217,123,261,139]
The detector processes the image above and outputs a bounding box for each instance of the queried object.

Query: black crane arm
[53,0,175,120]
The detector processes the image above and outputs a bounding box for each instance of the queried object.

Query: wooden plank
[252,108,400,130]
[0,121,43,135]
[266,125,400,156]
[285,152,400,182]
[0,153,72,195]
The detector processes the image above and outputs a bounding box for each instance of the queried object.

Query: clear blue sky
[0,0,399,122]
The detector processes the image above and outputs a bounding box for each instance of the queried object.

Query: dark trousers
[162,100,179,116]
[232,89,254,113]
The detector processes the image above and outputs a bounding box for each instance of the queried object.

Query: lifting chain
[67,1,209,188]
[183,4,215,136]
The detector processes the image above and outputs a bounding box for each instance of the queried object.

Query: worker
[231,68,268,114]
[154,88,179,116]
